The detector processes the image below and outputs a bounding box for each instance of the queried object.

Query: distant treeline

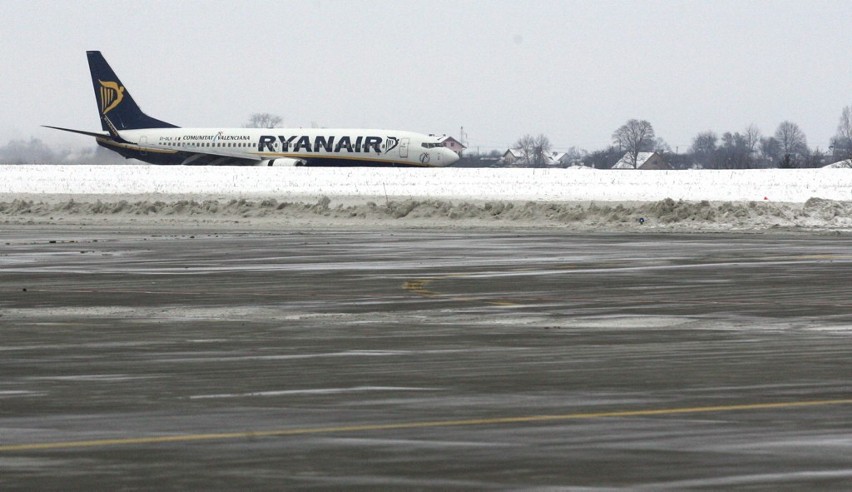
[0,138,131,165]
[461,112,852,169]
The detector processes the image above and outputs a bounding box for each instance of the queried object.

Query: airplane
[45,51,460,167]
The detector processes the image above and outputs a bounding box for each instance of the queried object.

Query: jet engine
[258,158,306,167]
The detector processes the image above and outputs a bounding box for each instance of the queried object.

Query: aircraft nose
[441,147,460,166]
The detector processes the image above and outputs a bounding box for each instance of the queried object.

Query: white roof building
[502,149,568,167]
[612,151,671,170]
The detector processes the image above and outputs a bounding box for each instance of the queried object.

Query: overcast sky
[2,0,851,153]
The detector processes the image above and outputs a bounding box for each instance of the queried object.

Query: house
[502,148,525,165]
[551,151,570,166]
[501,149,568,167]
[438,135,467,155]
[612,151,671,170]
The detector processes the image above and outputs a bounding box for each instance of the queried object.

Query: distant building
[502,148,525,165]
[612,151,671,170]
[548,151,568,166]
[501,149,568,167]
[439,136,467,155]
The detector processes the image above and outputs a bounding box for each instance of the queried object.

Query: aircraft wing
[46,125,262,166]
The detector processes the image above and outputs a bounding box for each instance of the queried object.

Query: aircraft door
[399,138,409,158]
[139,135,148,156]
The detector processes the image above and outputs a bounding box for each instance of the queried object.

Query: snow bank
[2,195,851,232]
[1,165,850,202]
[825,159,852,169]
[1,165,850,231]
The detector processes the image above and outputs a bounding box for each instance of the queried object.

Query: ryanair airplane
[46,51,460,167]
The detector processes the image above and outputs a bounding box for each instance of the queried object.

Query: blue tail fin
[86,51,178,131]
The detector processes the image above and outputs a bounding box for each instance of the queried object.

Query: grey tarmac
[1,226,851,490]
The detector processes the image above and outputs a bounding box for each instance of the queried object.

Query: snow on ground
[824,159,852,169]
[2,165,851,202]
[1,165,851,232]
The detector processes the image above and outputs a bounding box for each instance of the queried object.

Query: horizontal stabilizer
[42,125,109,139]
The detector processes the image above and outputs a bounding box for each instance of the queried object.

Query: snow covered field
[2,165,851,202]
[1,165,851,231]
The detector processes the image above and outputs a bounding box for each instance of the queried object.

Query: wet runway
[2,227,852,489]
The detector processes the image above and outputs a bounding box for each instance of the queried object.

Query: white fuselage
[118,127,459,167]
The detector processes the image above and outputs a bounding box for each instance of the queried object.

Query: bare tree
[531,134,552,167]
[245,113,282,129]
[512,134,535,167]
[838,106,852,140]
[510,134,553,167]
[690,130,718,168]
[774,121,808,167]
[612,119,655,167]
[743,124,762,156]
[760,137,781,165]
[831,105,852,160]
[718,132,754,169]
[803,147,828,168]
[564,146,587,166]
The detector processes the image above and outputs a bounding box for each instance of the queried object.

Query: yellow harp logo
[98,80,125,115]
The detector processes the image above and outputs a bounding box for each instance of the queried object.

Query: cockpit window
[421,142,442,149]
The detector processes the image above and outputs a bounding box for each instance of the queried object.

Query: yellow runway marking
[2,399,851,453]
[402,279,437,297]
[402,277,520,306]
